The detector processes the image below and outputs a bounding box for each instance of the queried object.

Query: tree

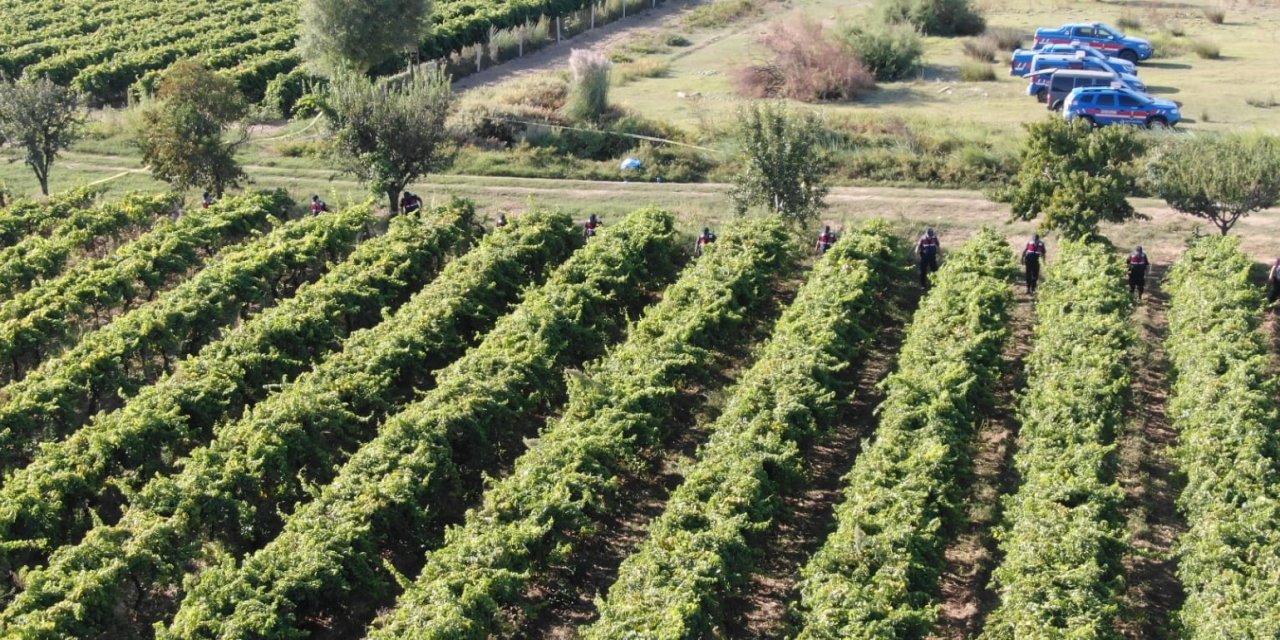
[729,103,832,225]
[999,116,1145,240]
[0,74,85,196]
[135,61,249,196]
[1146,133,1280,235]
[301,0,432,78]
[320,65,456,215]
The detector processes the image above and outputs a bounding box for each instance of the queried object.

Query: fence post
[476,46,482,72]
[557,16,562,42]
[519,23,524,57]
[591,3,596,30]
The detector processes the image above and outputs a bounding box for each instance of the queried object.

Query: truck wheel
[1146,116,1169,129]
[1118,49,1139,63]
[1082,115,1099,128]
[1049,100,1063,112]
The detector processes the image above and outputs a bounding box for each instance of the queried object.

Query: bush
[736,17,875,102]
[841,24,924,81]
[685,0,763,28]
[1190,39,1220,59]
[635,142,713,182]
[567,49,612,123]
[874,0,985,37]
[665,34,692,47]
[985,26,1024,51]
[1166,21,1186,37]
[263,69,320,119]
[961,38,998,62]
[615,59,671,84]
[1147,31,1188,58]
[1203,6,1226,24]
[959,61,997,81]
[1116,12,1142,31]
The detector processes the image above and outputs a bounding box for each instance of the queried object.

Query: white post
[476,46,482,72]
[591,4,596,29]
[557,16,562,42]
[622,0,627,19]
[519,24,524,57]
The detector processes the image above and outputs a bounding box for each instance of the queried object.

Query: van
[1028,52,1146,95]
[1030,69,1137,111]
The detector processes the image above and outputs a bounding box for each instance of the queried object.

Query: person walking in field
[815,225,837,255]
[1268,257,1280,305]
[1128,245,1149,299]
[694,227,717,257]
[583,214,603,240]
[399,192,423,215]
[915,228,941,288]
[495,213,508,229]
[1021,233,1047,295]
[201,191,215,209]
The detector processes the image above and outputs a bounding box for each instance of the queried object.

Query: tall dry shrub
[567,49,612,123]
[735,17,875,102]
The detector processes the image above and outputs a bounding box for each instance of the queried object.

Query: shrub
[567,49,612,122]
[841,24,924,81]
[685,0,762,28]
[1166,21,1186,37]
[1203,6,1226,24]
[874,0,986,37]
[961,38,998,62]
[959,61,997,81]
[1190,39,1220,59]
[736,17,875,102]
[635,142,713,182]
[985,26,1024,51]
[1116,12,1142,31]
[615,59,671,84]
[1147,31,1188,57]
[665,34,692,47]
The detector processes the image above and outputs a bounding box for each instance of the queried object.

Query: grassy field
[610,0,1280,132]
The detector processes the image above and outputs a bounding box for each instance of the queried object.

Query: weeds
[615,59,671,84]
[985,26,1024,51]
[1203,6,1226,25]
[736,17,875,101]
[1190,39,1221,59]
[1117,12,1142,31]
[685,0,763,29]
[961,38,998,62]
[1245,95,1278,109]
[959,61,997,81]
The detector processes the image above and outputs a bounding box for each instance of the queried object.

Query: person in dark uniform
[815,225,836,254]
[495,213,508,228]
[310,195,328,215]
[1021,233,1047,295]
[583,214,602,240]
[915,228,941,288]
[201,191,216,209]
[399,192,423,214]
[1128,246,1149,299]
[693,227,717,257]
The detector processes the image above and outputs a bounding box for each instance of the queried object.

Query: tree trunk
[34,164,49,196]
[388,189,400,217]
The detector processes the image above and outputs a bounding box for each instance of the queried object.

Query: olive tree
[301,0,432,78]
[0,74,85,196]
[320,65,456,215]
[135,61,249,196]
[729,102,832,226]
[1146,132,1280,235]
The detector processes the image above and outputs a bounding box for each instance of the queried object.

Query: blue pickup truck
[1010,42,1136,77]
[1063,86,1180,128]
[1034,23,1154,63]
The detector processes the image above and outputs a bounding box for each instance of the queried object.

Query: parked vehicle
[1027,51,1147,96]
[1029,69,1148,110]
[1010,41,1136,76]
[1063,85,1180,128]
[1034,23,1154,63]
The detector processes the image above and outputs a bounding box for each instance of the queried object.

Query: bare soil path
[515,267,802,639]
[715,279,922,639]
[1115,266,1186,640]
[928,291,1036,640]
[453,0,708,93]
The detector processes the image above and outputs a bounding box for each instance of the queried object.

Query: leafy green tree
[730,102,832,225]
[1000,116,1144,240]
[0,75,85,196]
[301,0,432,78]
[135,61,249,197]
[1146,133,1280,235]
[320,65,456,215]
